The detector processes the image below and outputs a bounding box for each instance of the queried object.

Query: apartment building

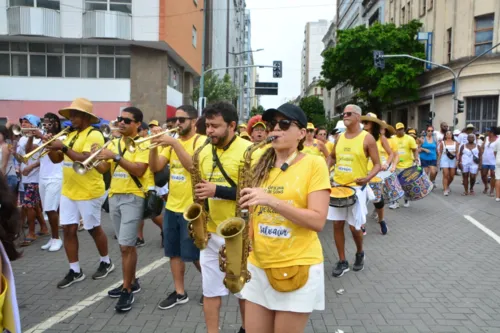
[0,0,203,122]
[301,20,329,96]
[243,10,255,120]
[386,0,500,131]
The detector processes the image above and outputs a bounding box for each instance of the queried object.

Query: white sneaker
[48,239,63,252]
[371,210,378,219]
[404,201,410,208]
[41,239,53,250]
[389,202,399,209]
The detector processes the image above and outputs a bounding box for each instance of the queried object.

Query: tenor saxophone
[184,137,212,250]
[216,136,276,293]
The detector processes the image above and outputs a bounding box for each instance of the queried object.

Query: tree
[192,72,239,104]
[320,20,425,115]
[250,105,265,117]
[299,96,326,126]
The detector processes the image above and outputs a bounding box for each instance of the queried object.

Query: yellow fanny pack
[264,265,310,292]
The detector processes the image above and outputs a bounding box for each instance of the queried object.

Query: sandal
[37,231,50,236]
[462,192,468,196]
[470,191,475,195]
[20,237,36,247]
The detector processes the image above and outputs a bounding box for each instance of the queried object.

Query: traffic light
[373,50,385,69]
[273,61,282,78]
[457,99,465,114]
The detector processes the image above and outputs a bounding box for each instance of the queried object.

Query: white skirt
[240,262,325,313]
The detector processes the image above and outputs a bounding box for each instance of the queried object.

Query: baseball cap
[238,123,247,128]
[306,122,315,130]
[395,122,405,130]
[149,120,159,127]
[262,103,308,128]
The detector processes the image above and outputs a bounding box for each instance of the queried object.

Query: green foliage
[299,96,326,126]
[192,72,239,104]
[320,20,425,114]
[250,105,265,117]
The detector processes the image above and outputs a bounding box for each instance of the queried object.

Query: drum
[378,170,405,203]
[397,166,433,201]
[329,185,357,208]
[368,177,383,203]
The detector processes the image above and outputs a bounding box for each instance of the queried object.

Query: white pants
[39,178,62,212]
[59,193,107,230]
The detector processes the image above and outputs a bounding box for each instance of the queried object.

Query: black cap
[262,103,308,128]
[140,122,148,130]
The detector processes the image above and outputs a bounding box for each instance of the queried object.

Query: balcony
[7,6,60,37]
[83,10,131,40]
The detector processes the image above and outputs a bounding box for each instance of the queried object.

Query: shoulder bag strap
[117,139,146,193]
[212,147,237,188]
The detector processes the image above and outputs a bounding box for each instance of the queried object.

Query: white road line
[464,215,500,245]
[25,257,169,333]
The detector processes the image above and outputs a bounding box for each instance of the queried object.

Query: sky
[246,0,336,109]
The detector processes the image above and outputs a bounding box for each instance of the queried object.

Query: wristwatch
[61,145,68,154]
[113,155,122,163]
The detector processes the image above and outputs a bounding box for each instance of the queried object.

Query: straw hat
[360,112,386,128]
[59,98,99,124]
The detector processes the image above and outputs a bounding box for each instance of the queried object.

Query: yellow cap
[395,122,405,130]
[407,129,416,135]
[239,123,247,128]
[148,120,159,127]
[306,122,315,130]
[252,121,266,129]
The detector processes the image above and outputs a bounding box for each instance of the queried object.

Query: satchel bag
[473,147,480,164]
[264,265,310,292]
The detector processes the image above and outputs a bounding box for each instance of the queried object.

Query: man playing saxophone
[46,98,113,289]
[195,102,252,333]
[148,105,206,309]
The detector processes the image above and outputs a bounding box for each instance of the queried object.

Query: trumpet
[72,140,113,175]
[11,124,40,136]
[100,124,120,139]
[124,127,178,153]
[16,128,71,164]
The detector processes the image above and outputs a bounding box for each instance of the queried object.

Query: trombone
[16,127,71,164]
[72,140,114,175]
[124,127,178,153]
[100,124,120,139]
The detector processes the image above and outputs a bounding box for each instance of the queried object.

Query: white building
[301,20,329,96]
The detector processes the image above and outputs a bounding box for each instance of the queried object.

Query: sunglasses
[427,130,433,132]
[117,116,135,124]
[268,119,299,131]
[342,112,354,118]
[307,129,315,133]
[171,117,192,124]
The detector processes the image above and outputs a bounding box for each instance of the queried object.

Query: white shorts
[60,193,107,230]
[440,155,456,169]
[39,179,62,212]
[496,165,500,180]
[462,163,479,174]
[327,186,368,230]
[200,233,243,299]
[156,183,169,196]
[240,262,325,313]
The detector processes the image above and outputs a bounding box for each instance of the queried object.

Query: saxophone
[216,136,276,294]
[184,137,212,250]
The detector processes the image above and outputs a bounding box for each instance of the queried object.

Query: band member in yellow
[316,126,335,154]
[148,105,205,309]
[302,123,328,158]
[327,104,381,277]
[47,98,113,288]
[388,122,419,209]
[239,103,330,333]
[246,115,267,143]
[196,102,251,333]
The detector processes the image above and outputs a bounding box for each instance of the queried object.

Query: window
[401,6,405,24]
[192,26,197,48]
[466,96,499,132]
[9,0,60,10]
[446,28,452,63]
[85,0,131,14]
[407,1,411,21]
[474,14,494,56]
[428,0,433,10]
[419,0,426,16]
[0,42,130,78]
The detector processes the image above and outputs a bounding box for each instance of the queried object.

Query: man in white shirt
[458,124,476,146]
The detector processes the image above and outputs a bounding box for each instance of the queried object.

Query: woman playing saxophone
[239,104,331,333]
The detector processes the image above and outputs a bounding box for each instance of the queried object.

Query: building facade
[301,20,329,96]
[385,0,500,132]
[0,0,203,123]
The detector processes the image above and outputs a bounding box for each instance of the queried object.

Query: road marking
[464,215,500,245]
[25,257,169,333]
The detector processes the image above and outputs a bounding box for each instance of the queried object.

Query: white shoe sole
[158,296,189,310]
[57,273,86,289]
[333,267,350,278]
[93,263,115,280]
[115,295,135,312]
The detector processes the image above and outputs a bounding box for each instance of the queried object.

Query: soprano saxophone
[216,136,276,294]
[184,137,212,250]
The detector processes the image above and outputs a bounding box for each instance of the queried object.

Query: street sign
[255,82,278,95]
[373,50,385,69]
[273,61,282,78]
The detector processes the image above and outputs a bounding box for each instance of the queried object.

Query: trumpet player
[148,105,205,309]
[239,104,331,333]
[197,102,252,333]
[46,98,113,289]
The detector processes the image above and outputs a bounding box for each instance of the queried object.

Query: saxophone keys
[219,261,227,272]
[245,271,252,283]
[219,245,227,259]
[188,223,194,231]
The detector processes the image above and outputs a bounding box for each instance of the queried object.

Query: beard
[212,128,230,148]
[179,123,192,136]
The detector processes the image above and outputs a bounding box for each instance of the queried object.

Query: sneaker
[158,291,189,310]
[136,238,145,247]
[361,226,366,236]
[389,202,399,209]
[92,261,115,280]
[199,295,203,306]
[379,220,388,235]
[403,200,410,208]
[57,269,85,289]
[108,279,141,298]
[48,239,63,252]
[115,289,135,312]
[41,239,53,250]
[353,252,365,272]
[332,260,349,277]
[370,210,377,219]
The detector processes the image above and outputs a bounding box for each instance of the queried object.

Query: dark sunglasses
[267,119,299,131]
[427,130,433,132]
[307,129,315,133]
[117,116,135,124]
[171,117,192,124]
[342,112,353,118]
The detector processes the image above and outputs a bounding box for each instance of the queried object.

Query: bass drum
[397,166,433,201]
[378,170,405,203]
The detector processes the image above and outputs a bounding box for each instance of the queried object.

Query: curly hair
[43,112,62,134]
[0,174,21,261]
[246,115,265,136]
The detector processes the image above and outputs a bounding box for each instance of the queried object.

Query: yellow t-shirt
[367,138,389,171]
[162,134,206,213]
[251,143,272,162]
[333,131,369,186]
[108,137,152,198]
[248,154,330,268]
[199,136,252,232]
[61,127,105,200]
[302,139,323,156]
[325,141,335,154]
[394,134,417,169]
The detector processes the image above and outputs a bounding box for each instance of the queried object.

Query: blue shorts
[421,159,437,168]
[163,209,200,262]
[482,165,495,171]
[6,175,18,194]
